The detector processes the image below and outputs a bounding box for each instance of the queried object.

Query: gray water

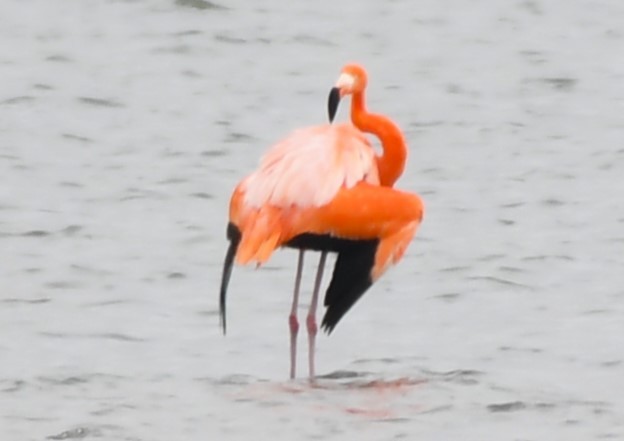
[2,0,623,439]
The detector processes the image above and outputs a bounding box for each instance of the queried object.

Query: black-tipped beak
[328,87,341,123]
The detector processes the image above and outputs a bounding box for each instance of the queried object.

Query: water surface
[1,0,623,439]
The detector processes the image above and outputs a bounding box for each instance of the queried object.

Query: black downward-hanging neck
[219,223,241,334]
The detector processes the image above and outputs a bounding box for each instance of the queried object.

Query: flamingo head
[328,63,368,123]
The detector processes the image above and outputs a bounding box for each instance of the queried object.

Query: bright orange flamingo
[219,64,424,381]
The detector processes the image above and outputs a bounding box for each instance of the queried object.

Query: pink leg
[289,250,305,380]
[307,251,327,382]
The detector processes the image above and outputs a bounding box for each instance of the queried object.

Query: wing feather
[242,123,379,209]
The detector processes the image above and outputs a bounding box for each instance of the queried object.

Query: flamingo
[219,64,424,381]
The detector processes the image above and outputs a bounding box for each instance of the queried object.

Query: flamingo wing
[229,123,380,265]
[241,123,379,209]
[288,183,423,332]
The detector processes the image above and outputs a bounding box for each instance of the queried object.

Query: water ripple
[39,332,146,342]
[214,34,247,45]
[77,97,124,108]
[21,230,52,237]
[47,427,93,440]
[1,297,50,305]
[487,401,527,412]
[1,379,27,393]
[175,0,227,10]
[2,96,36,105]
[468,275,534,290]
[61,133,93,143]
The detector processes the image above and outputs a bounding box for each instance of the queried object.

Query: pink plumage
[220,64,424,382]
[241,123,380,209]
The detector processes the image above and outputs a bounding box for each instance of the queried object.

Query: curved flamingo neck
[351,91,407,187]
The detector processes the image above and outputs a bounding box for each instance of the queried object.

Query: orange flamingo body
[219,64,424,381]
